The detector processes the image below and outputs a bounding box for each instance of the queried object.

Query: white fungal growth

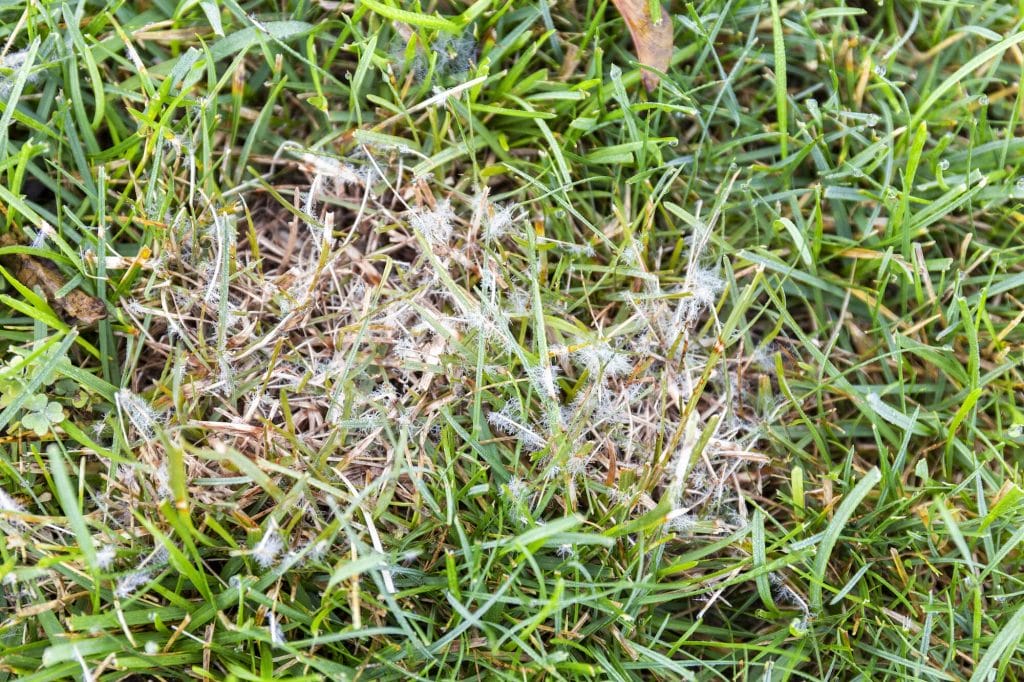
[769,573,812,632]
[0,49,41,98]
[252,518,283,569]
[123,42,145,72]
[564,454,591,479]
[504,476,528,503]
[667,411,703,507]
[308,539,329,562]
[573,341,633,380]
[114,569,152,599]
[670,267,724,331]
[204,208,234,306]
[299,152,361,224]
[0,485,23,513]
[409,200,456,246]
[267,611,285,646]
[29,222,55,249]
[507,289,530,315]
[300,152,361,186]
[95,544,117,570]
[564,242,595,257]
[148,546,170,567]
[525,361,560,402]
[667,513,697,534]
[152,464,172,501]
[460,299,522,357]
[483,202,522,240]
[1,49,31,71]
[115,389,162,440]
[487,408,546,451]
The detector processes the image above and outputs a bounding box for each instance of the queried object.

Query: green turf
[1,1,1023,680]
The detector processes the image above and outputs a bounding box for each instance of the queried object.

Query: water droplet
[886,188,899,201]
[978,94,989,106]
[851,167,865,178]
[874,64,886,77]
[865,114,880,128]
[728,162,739,172]
[1016,177,1024,191]
[938,159,950,171]
[739,183,751,192]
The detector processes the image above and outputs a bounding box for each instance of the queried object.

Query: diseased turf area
[1,1,1024,679]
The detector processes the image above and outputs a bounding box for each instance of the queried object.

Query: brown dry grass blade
[611,0,673,91]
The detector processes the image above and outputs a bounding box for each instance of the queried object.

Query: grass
[1,0,1023,679]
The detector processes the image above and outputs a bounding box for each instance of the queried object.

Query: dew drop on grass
[873,64,886,77]
[938,159,950,171]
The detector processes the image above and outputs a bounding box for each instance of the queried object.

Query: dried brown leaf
[0,233,106,326]
[611,0,673,91]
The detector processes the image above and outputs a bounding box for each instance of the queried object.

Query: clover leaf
[0,377,27,409]
[21,394,65,437]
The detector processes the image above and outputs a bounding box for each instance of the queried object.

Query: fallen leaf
[0,232,106,326]
[611,0,673,91]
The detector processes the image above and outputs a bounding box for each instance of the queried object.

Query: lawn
[1,0,1023,679]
